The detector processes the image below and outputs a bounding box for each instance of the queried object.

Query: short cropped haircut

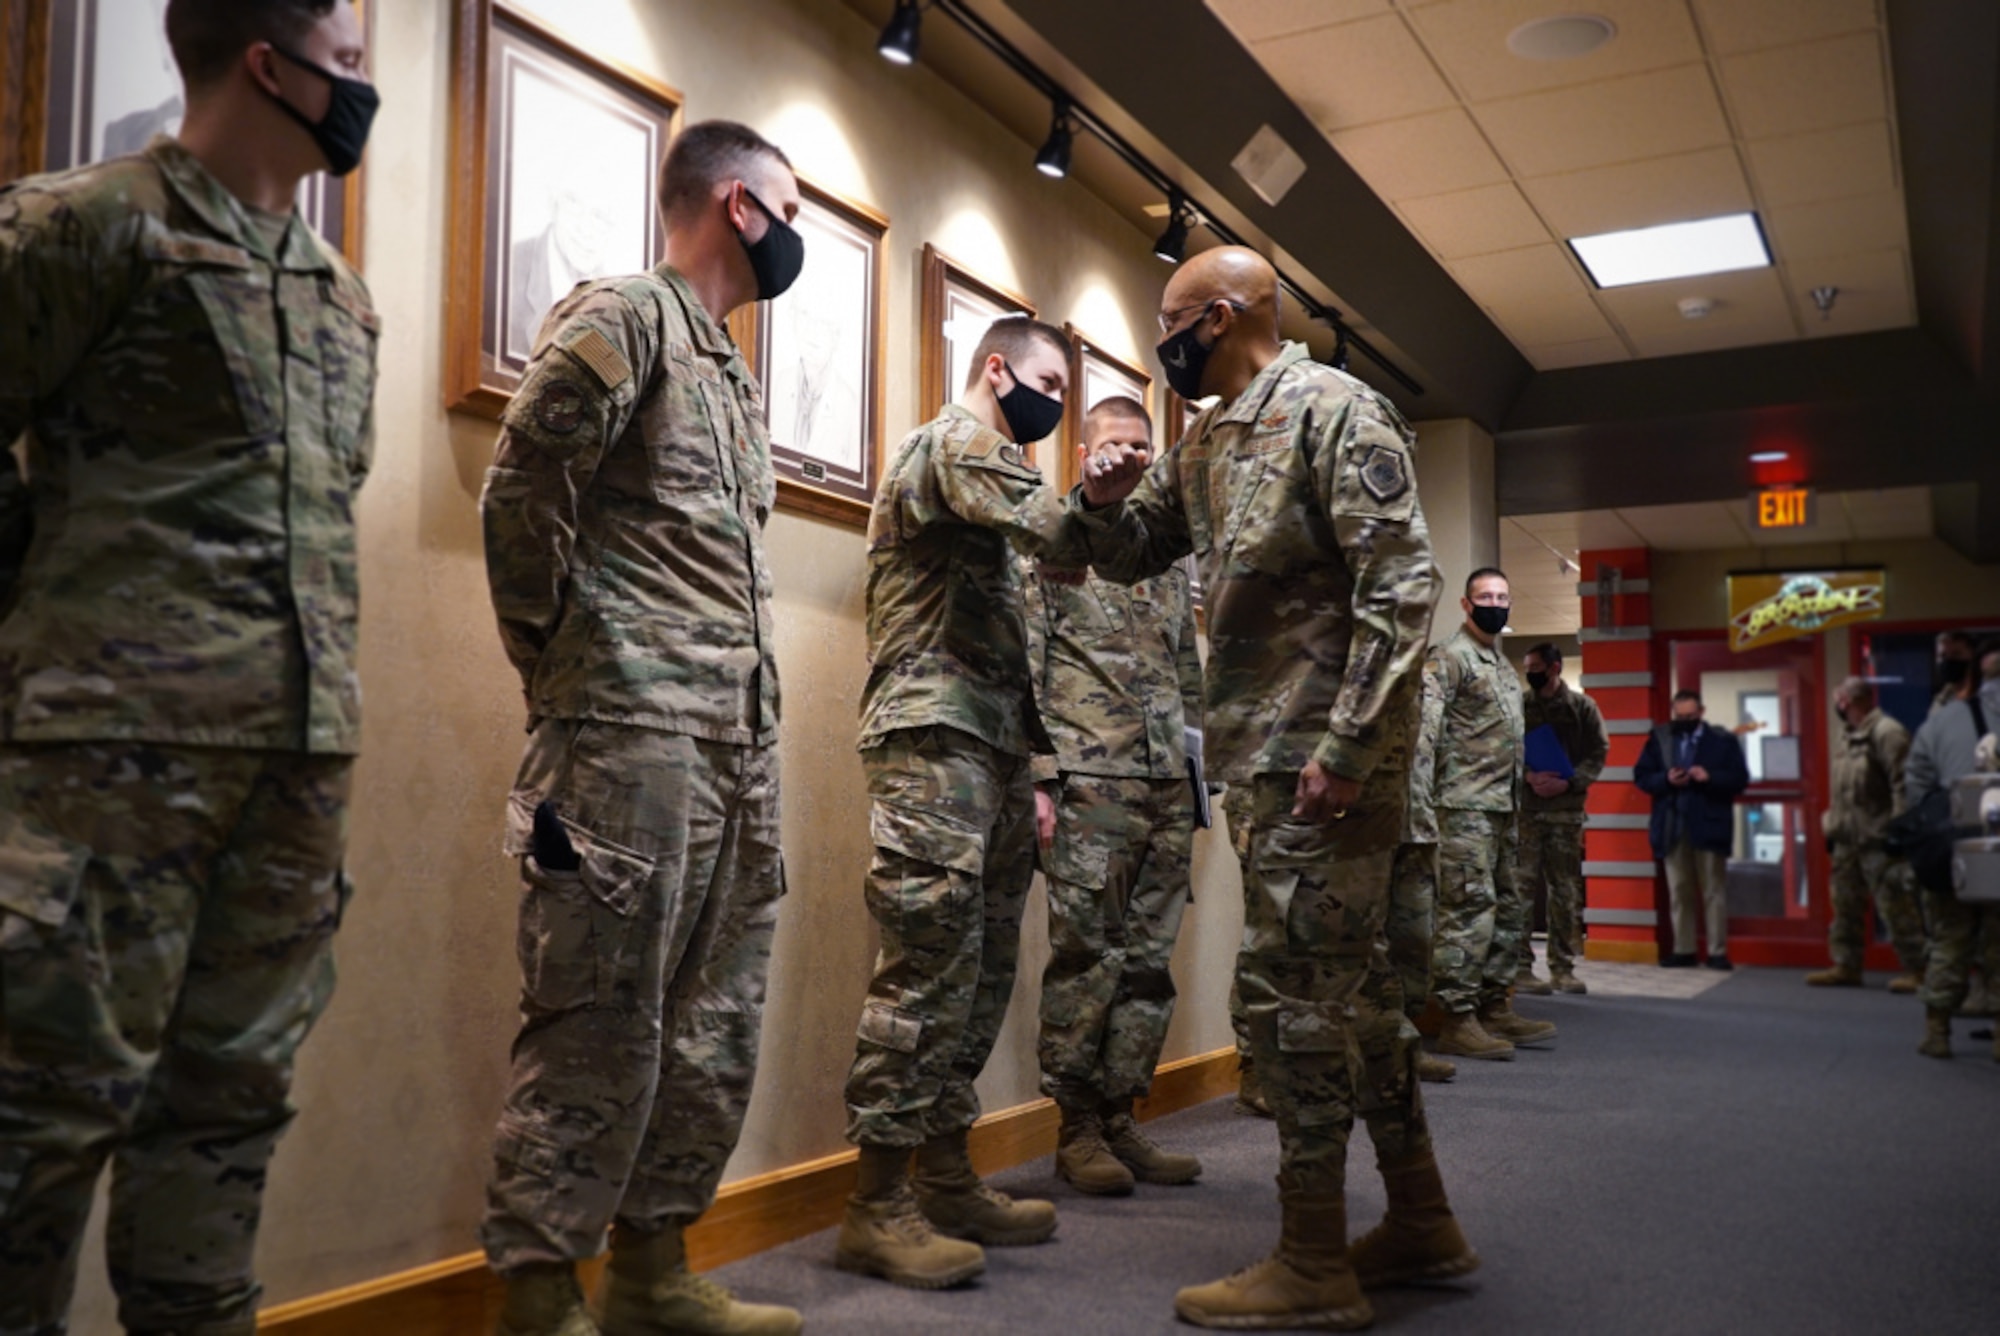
[166,0,335,90]
[1084,395,1152,438]
[658,120,793,226]
[1465,566,1509,597]
[1939,629,1976,653]
[1835,676,1875,707]
[1672,689,1703,707]
[1526,642,1563,667]
[962,317,1069,393]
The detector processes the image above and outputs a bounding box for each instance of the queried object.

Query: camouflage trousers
[845,726,1036,1148]
[1828,843,1928,976]
[1385,842,1437,1020]
[1429,807,1523,1014]
[1037,773,1193,1109]
[481,720,784,1272]
[1225,774,1430,1191]
[1519,814,1586,975]
[0,742,352,1336]
[1919,891,2000,1014]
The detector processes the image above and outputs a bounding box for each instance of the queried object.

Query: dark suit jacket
[1634,722,1750,857]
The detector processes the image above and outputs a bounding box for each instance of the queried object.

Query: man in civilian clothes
[1634,690,1750,968]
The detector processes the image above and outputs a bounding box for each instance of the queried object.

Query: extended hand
[1035,786,1057,851]
[1294,761,1362,824]
[1080,442,1152,508]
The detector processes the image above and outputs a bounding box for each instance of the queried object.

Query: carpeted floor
[711,965,2000,1333]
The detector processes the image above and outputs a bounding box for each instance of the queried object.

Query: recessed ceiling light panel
[1570,212,1772,289]
[1507,14,1617,60]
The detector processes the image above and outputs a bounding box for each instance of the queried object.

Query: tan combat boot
[1104,1099,1202,1185]
[1480,999,1557,1046]
[1551,968,1588,995]
[1236,1061,1274,1118]
[1512,967,1553,996]
[1433,1011,1514,1061]
[1173,1179,1373,1330]
[835,1145,985,1289]
[1415,1051,1457,1083]
[1919,1008,1953,1059]
[1805,965,1863,987]
[912,1130,1058,1245]
[1056,1106,1135,1196]
[1888,974,1920,995]
[598,1225,799,1336]
[1349,1150,1481,1289]
[497,1262,600,1336]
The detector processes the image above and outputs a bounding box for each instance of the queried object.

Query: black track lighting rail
[907,0,1423,395]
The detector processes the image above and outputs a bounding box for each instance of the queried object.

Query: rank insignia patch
[534,379,587,435]
[1359,445,1410,503]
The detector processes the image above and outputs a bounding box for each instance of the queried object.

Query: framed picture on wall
[919,244,1039,466]
[733,178,887,526]
[445,0,681,417]
[1060,325,1152,492]
[4,0,371,265]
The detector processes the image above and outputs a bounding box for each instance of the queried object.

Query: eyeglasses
[1157,299,1243,335]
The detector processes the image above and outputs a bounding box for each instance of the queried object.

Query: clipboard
[1524,724,1575,780]
[1185,726,1213,829]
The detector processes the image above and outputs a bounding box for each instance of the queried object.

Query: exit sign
[1751,487,1815,530]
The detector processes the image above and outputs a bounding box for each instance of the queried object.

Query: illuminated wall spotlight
[877,0,924,65]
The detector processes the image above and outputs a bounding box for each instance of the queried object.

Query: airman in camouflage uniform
[837,318,1150,1292]
[1519,643,1609,995]
[1021,397,1206,1198]
[1069,248,1472,1332]
[477,123,805,1336]
[0,5,377,1329]
[1415,574,1553,1062]
[1810,677,1926,989]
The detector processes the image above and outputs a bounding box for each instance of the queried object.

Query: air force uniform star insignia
[1358,444,1410,503]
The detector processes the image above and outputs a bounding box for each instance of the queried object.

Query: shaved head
[1164,246,1280,332]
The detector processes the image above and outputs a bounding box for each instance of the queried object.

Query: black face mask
[1940,657,1972,686]
[1672,718,1699,736]
[1526,671,1549,693]
[268,46,379,177]
[1470,605,1509,636]
[737,188,805,301]
[997,360,1064,445]
[1157,308,1216,401]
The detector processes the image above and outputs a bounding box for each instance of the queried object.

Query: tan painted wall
[65,0,1258,1327]
[1413,418,1498,615]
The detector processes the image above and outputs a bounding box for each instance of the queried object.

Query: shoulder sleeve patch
[1359,443,1410,503]
[562,325,633,392]
[532,379,588,436]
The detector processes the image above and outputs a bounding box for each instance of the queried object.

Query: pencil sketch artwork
[764,197,870,477]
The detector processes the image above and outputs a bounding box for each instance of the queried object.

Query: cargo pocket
[1249,818,1336,952]
[866,801,984,948]
[510,796,653,1013]
[1046,792,1112,891]
[856,996,924,1053]
[1275,997,1358,1129]
[0,814,95,1061]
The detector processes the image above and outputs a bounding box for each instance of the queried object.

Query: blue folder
[1524,724,1575,780]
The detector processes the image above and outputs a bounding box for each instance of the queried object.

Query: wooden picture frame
[445,0,682,418]
[4,0,371,267]
[732,177,887,526]
[918,243,1038,464]
[1060,325,1153,493]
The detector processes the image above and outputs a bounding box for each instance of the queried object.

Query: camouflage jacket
[1826,707,1909,845]
[1521,680,1609,818]
[1021,557,1202,782]
[858,405,1091,756]
[1410,626,1522,833]
[0,138,378,754]
[1071,342,1439,788]
[483,264,777,746]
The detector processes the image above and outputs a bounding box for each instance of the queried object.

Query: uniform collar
[656,263,741,361]
[1214,341,1312,427]
[146,136,332,273]
[1451,624,1501,662]
[940,401,1012,450]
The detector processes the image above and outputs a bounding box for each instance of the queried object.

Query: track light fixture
[1331,329,1351,372]
[877,0,924,66]
[1034,101,1074,179]
[1152,191,1191,264]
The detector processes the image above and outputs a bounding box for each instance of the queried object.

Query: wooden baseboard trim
[258,1046,1239,1333]
[1586,939,1660,964]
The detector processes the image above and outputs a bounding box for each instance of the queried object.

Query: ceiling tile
[1521,146,1754,240]
[1691,0,1880,56]
[1743,121,1897,207]
[1471,64,1731,178]
[1786,247,1915,337]
[1331,107,1510,200]
[1447,244,1617,346]
[1719,31,1887,140]
[1253,14,1457,132]
[1525,336,1632,370]
[1616,501,1753,550]
[1405,0,1705,102]
[1595,267,1800,359]
[1765,191,1909,263]
[1206,0,1393,44]
[1396,182,1551,258]
[1841,486,1933,541]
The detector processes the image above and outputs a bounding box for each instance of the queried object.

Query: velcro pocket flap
[857,997,924,1053]
[871,801,984,877]
[1276,998,1351,1054]
[0,815,90,946]
[1256,818,1337,871]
